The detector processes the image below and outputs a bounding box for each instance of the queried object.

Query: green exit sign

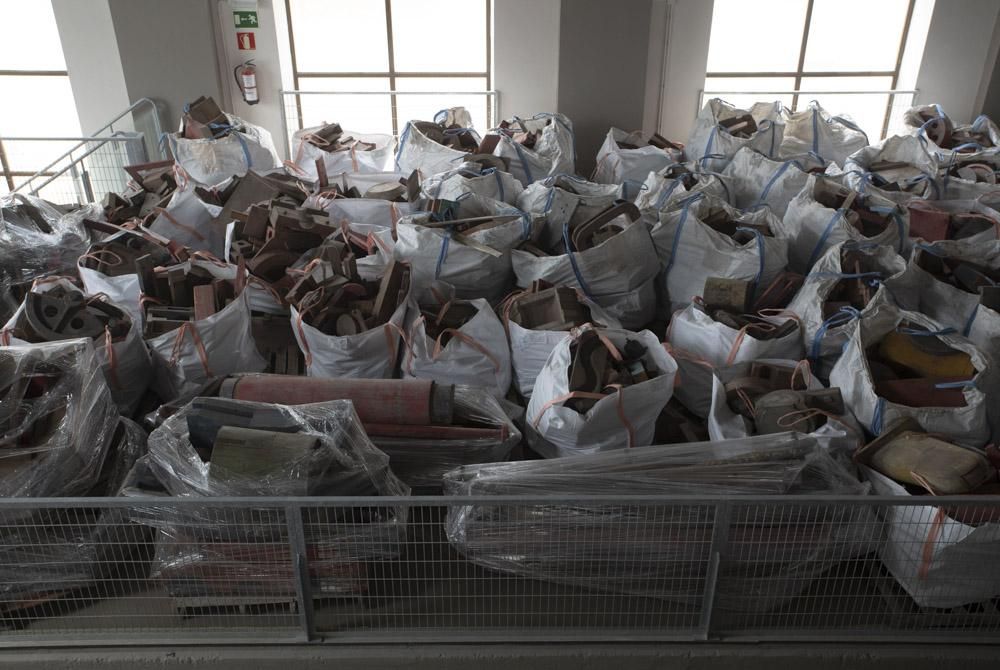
[233,10,258,28]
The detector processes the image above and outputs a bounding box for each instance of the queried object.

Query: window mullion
[791,0,815,112]
[881,0,917,138]
[385,0,399,137]
[283,0,305,132]
[0,139,15,191]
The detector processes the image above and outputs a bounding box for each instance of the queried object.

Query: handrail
[13,97,163,196]
[89,96,162,139]
[15,132,141,197]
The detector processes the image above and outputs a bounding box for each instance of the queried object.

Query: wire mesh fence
[0,495,999,646]
[279,90,500,159]
[2,135,148,205]
[5,97,165,206]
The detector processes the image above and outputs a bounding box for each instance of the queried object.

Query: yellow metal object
[878,331,974,379]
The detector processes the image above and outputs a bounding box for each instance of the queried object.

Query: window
[280,0,493,140]
[703,0,935,140]
[0,0,80,194]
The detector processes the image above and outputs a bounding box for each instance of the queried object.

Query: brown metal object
[752,388,845,435]
[362,423,506,441]
[192,284,218,321]
[752,272,804,311]
[873,376,970,408]
[505,285,591,331]
[219,375,455,426]
[703,277,751,314]
[569,202,640,251]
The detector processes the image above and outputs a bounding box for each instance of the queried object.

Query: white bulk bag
[169,114,280,188]
[504,293,622,398]
[290,273,410,380]
[786,241,905,378]
[394,199,532,303]
[721,147,820,217]
[864,466,1000,609]
[779,103,869,168]
[492,112,575,185]
[516,175,622,249]
[828,299,991,448]
[526,326,677,458]
[592,128,683,198]
[1,278,152,416]
[148,187,227,258]
[707,358,863,455]
[395,108,479,178]
[421,164,524,205]
[843,135,940,204]
[938,171,1000,201]
[883,240,1000,368]
[667,303,804,417]
[404,290,511,398]
[650,193,788,313]
[285,125,393,180]
[686,99,784,172]
[511,220,660,329]
[146,263,266,400]
[782,174,908,273]
[306,172,416,228]
[634,169,732,215]
[78,265,142,327]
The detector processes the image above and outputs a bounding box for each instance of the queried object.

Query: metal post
[285,505,316,641]
[698,501,732,641]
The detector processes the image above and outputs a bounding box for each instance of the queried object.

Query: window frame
[703,0,917,139]
[283,0,493,136]
[0,68,68,191]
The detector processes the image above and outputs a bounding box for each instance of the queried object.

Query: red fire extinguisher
[234,59,259,105]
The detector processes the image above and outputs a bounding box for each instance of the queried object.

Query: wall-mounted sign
[233,10,258,28]
[236,31,256,50]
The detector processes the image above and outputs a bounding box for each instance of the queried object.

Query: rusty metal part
[873,376,971,408]
[16,289,129,343]
[752,272,804,312]
[703,277,751,314]
[569,202,640,252]
[219,375,455,426]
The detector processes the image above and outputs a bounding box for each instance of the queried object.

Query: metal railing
[1,494,999,646]
[3,135,146,205]
[11,98,165,205]
[698,89,919,141]
[279,90,500,160]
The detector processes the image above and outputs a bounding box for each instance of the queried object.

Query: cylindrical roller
[219,375,454,425]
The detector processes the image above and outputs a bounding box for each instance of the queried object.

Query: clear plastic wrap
[0,339,120,499]
[372,385,521,489]
[0,194,95,287]
[127,398,409,600]
[444,432,876,612]
[2,278,153,416]
[0,416,150,602]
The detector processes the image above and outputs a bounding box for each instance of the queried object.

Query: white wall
[51,0,130,134]
[654,0,713,143]
[916,0,1000,123]
[108,0,224,132]
[493,0,561,120]
[214,0,288,158]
